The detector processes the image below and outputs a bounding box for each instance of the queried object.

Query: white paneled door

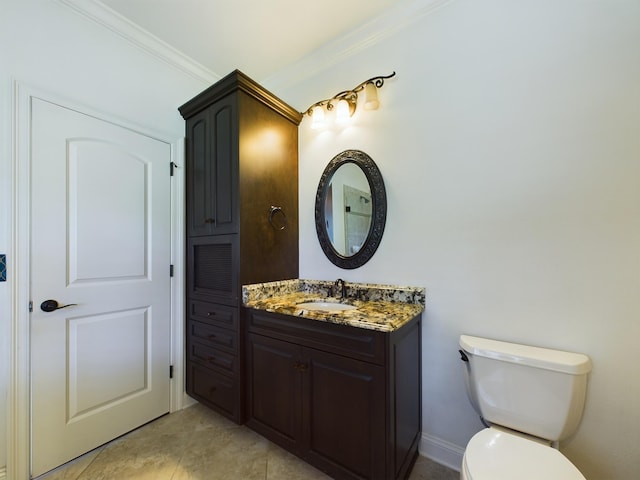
[30,98,172,477]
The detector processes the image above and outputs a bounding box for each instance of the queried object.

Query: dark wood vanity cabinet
[180,70,301,423]
[246,309,422,480]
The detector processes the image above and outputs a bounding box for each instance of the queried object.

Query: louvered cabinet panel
[187,235,239,306]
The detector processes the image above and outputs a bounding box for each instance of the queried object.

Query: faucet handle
[334,278,347,299]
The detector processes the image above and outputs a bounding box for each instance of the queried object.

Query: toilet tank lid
[460,335,592,375]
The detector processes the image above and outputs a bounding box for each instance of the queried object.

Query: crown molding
[54,0,219,85]
[263,0,454,92]
[54,0,453,91]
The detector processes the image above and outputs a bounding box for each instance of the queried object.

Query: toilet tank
[459,335,592,442]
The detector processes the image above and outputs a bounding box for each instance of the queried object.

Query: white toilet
[458,334,592,480]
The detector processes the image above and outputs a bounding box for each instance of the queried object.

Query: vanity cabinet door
[246,333,303,453]
[303,348,386,480]
[246,327,387,480]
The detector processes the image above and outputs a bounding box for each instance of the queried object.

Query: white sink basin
[296,301,357,312]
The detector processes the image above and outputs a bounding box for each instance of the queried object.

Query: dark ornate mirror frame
[315,149,387,269]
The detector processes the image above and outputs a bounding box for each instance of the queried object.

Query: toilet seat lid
[464,428,586,480]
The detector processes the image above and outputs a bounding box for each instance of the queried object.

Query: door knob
[40,299,77,312]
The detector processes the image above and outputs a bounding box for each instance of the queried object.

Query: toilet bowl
[461,427,586,480]
[458,335,592,480]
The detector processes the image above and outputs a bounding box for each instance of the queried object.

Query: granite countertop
[243,279,425,333]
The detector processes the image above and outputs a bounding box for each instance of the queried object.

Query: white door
[30,97,172,477]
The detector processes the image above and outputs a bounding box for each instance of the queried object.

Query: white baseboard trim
[0,465,6,480]
[181,393,198,410]
[419,432,464,472]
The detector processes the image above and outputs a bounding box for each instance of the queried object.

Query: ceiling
[82,0,421,83]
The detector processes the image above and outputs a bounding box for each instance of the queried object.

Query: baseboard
[181,393,198,409]
[419,432,464,472]
[0,465,6,480]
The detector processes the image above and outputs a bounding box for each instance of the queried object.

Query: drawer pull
[207,312,216,316]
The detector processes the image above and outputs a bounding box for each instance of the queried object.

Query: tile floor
[38,403,459,480]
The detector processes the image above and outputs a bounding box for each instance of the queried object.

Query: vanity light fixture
[302,72,396,128]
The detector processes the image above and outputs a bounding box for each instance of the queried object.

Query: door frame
[8,81,187,480]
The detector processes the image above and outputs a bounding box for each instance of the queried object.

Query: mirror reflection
[324,163,372,256]
[315,149,386,269]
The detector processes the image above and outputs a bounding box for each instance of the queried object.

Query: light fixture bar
[301,72,396,119]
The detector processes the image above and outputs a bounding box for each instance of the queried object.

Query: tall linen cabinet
[179,70,302,422]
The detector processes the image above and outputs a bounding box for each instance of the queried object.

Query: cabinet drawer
[187,363,238,420]
[188,340,237,376]
[188,300,238,329]
[247,309,386,365]
[188,320,237,354]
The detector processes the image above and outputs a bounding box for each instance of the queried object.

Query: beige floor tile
[37,446,104,480]
[173,426,268,480]
[408,454,460,480]
[265,443,331,480]
[74,429,189,480]
[36,403,460,480]
[137,403,238,438]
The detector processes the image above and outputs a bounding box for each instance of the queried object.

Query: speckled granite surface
[242,279,425,332]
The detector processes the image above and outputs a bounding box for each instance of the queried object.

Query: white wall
[284,0,640,478]
[0,0,208,475]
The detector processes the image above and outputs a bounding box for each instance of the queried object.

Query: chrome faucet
[334,278,347,299]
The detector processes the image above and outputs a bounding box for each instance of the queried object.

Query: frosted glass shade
[335,99,352,124]
[364,83,379,110]
[310,106,325,129]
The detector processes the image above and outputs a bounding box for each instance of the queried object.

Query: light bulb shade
[335,99,352,123]
[364,82,379,110]
[310,106,325,129]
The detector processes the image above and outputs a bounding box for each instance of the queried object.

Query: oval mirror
[315,150,387,269]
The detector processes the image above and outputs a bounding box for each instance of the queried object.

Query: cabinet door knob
[293,361,308,372]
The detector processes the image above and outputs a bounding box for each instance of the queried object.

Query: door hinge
[169,365,174,379]
[28,301,33,312]
[170,162,178,176]
[170,264,174,277]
